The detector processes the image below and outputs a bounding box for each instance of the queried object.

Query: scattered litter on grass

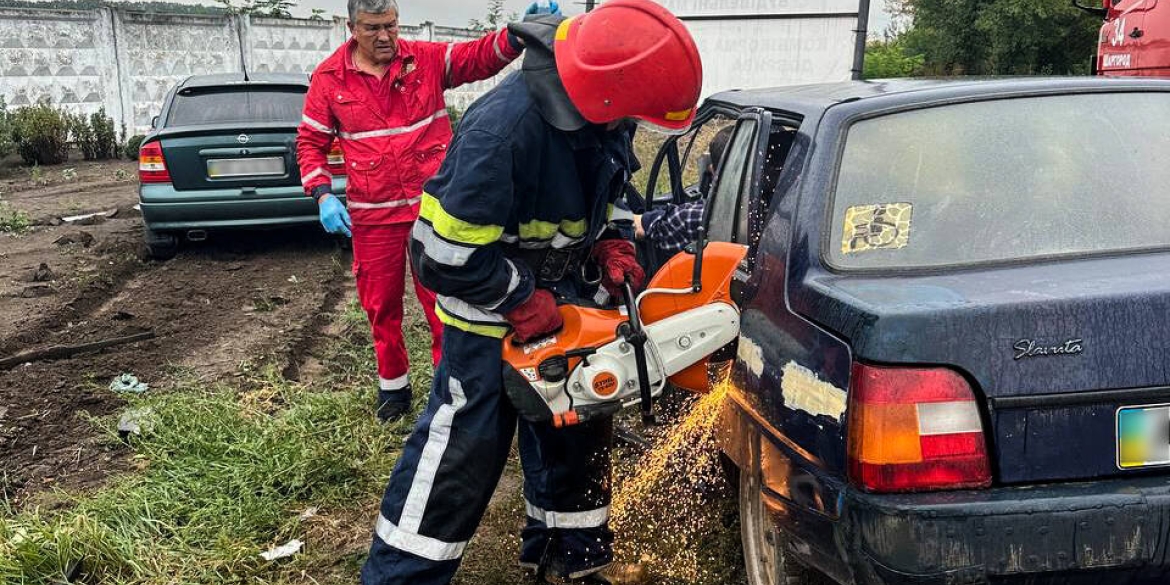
[109,373,149,394]
[260,539,304,561]
[299,507,320,521]
[118,407,155,438]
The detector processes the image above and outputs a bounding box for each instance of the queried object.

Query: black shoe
[376,389,412,423]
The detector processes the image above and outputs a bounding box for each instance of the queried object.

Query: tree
[469,0,518,31]
[898,0,1100,75]
[864,38,926,78]
[214,0,296,18]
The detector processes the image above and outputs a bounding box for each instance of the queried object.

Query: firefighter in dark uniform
[360,2,703,583]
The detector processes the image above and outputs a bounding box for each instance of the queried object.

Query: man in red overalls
[297,0,553,422]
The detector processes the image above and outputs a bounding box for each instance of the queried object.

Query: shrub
[446,105,463,130]
[0,202,31,234]
[124,134,146,160]
[0,97,14,160]
[11,101,69,166]
[69,107,117,161]
[91,108,117,160]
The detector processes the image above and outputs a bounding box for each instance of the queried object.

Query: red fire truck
[1084,0,1170,75]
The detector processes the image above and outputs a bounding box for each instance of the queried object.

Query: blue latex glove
[525,1,560,16]
[318,195,352,237]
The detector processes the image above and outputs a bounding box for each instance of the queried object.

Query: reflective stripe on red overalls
[296,31,521,395]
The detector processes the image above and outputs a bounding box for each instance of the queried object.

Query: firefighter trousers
[352,223,443,396]
[360,326,615,585]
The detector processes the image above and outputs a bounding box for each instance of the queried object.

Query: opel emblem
[237,134,250,144]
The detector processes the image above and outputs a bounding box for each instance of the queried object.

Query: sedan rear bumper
[139,180,345,232]
[841,475,1170,584]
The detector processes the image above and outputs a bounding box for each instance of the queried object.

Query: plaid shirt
[641,201,705,254]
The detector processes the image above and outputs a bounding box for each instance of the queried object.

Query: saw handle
[622,277,657,426]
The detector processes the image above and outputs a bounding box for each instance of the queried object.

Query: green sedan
[137,73,347,259]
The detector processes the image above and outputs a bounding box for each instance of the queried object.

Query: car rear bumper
[841,475,1170,584]
[139,180,345,231]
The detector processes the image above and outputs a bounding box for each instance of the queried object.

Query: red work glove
[505,289,564,344]
[591,239,646,299]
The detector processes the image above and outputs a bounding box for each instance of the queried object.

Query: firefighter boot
[375,389,412,423]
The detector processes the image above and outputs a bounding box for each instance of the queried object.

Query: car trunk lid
[158,125,302,192]
[800,252,1170,484]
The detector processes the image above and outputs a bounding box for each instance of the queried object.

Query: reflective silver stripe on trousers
[398,376,469,533]
[300,166,331,184]
[375,514,467,562]
[437,296,507,324]
[412,221,477,267]
[338,110,447,141]
[524,500,610,529]
[379,374,409,392]
[348,195,423,210]
[302,114,333,134]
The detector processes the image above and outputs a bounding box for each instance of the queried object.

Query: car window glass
[830,92,1170,270]
[167,88,306,126]
[636,114,737,204]
[708,119,757,243]
[735,125,799,246]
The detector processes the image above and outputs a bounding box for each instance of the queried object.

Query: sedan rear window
[167,87,306,127]
[828,92,1170,270]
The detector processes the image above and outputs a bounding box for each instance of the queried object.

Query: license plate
[1117,404,1170,469]
[207,157,285,178]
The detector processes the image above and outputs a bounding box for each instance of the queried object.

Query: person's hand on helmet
[318,194,352,237]
[505,289,563,343]
[524,1,561,16]
[592,239,645,299]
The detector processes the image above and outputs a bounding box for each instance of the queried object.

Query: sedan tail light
[847,363,992,493]
[327,141,346,176]
[138,141,172,184]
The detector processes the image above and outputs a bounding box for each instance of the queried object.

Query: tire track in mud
[0,241,148,357]
[0,227,351,504]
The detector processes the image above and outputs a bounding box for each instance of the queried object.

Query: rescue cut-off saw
[502,242,748,427]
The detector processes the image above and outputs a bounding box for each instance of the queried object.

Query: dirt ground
[0,160,351,504]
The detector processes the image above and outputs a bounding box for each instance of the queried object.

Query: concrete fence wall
[0,8,510,135]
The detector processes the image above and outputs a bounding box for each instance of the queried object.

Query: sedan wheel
[740,468,827,585]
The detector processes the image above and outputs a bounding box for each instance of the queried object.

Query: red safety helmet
[554,0,703,134]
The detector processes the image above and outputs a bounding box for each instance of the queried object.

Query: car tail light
[327,141,346,175]
[138,141,171,184]
[847,363,991,493]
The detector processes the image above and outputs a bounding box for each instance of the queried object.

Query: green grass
[0,294,744,584]
[0,202,31,234]
[0,300,430,584]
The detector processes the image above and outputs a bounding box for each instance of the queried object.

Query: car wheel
[145,229,178,261]
[740,467,829,585]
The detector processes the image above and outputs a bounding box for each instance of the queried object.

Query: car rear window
[166,87,306,127]
[828,92,1170,270]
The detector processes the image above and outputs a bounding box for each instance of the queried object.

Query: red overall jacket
[297,31,520,225]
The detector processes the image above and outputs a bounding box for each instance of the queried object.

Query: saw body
[502,242,748,427]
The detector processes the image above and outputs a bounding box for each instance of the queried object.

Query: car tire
[145,229,178,261]
[740,467,831,585]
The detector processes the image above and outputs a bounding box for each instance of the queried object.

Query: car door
[716,110,857,583]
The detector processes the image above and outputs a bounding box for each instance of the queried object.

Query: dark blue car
[642,77,1170,585]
